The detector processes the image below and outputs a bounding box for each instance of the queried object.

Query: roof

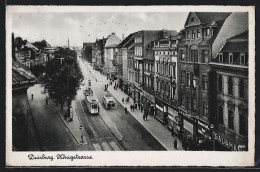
[12,60,36,87]
[105,33,121,48]
[26,42,39,51]
[220,41,248,53]
[117,33,135,48]
[194,12,231,25]
[219,31,248,53]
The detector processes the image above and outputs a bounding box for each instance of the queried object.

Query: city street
[78,57,166,150]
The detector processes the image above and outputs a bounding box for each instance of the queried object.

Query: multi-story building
[93,38,106,71]
[104,33,121,79]
[116,33,135,93]
[151,30,180,135]
[83,42,95,63]
[210,31,248,151]
[177,12,248,147]
[127,39,136,99]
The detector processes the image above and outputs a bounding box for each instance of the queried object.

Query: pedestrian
[140,104,143,112]
[114,86,116,90]
[130,104,132,112]
[122,98,124,104]
[143,113,146,121]
[135,103,137,110]
[174,139,178,149]
[124,107,127,113]
[145,112,149,121]
[107,84,108,88]
[138,103,141,110]
[31,94,34,100]
[132,104,135,111]
[96,78,97,82]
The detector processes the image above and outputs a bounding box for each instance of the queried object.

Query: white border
[6,5,255,167]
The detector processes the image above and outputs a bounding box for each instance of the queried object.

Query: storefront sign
[183,119,193,134]
[198,121,210,130]
[214,133,246,151]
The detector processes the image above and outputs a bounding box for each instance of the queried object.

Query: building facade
[177,12,249,150]
[104,33,121,79]
[152,32,180,135]
[210,31,248,151]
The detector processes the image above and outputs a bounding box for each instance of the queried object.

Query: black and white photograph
[6,5,255,166]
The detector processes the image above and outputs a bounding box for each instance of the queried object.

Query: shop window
[228,110,234,130]
[187,73,191,87]
[197,29,201,38]
[239,109,248,136]
[239,79,245,98]
[202,74,208,91]
[218,75,223,92]
[218,106,224,125]
[228,77,233,96]
[202,101,208,117]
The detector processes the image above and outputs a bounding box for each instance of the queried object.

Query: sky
[12,12,188,47]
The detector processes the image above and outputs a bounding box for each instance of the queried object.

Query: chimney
[112,32,115,35]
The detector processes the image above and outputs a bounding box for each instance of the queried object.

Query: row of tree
[41,48,83,115]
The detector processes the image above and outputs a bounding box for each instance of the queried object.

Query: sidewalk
[48,98,88,144]
[86,62,183,151]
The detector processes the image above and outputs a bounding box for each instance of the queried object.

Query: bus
[102,93,116,109]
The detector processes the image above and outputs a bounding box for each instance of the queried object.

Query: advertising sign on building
[214,133,247,151]
[183,119,193,134]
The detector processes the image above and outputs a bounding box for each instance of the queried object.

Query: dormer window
[206,28,211,36]
[219,53,223,63]
[240,53,245,65]
[191,17,194,22]
[229,53,233,64]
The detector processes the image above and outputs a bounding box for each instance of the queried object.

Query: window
[202,101,208,117]
[228,110,234,130]
[168,65,171,76]
[218,106,224,125]
[240,53,245,65]
[191,17,194,22]
[229,53,233,64]
[192,90,197,112]
[180,50,185,61]
[156,62,159,72]
[191,50,198,62]
[181,92,185,106]
[219,53,223,62]
[206,28,211,36]
[202,50,209,63]
[157,81,159,91]
[181,71,186,84]
[197,29,201,38]
[173,65,176,78]
[187,73,191,87]
[192,30,195,39]
[239,79,245,98]
[239,109,247,136]
[218,75,223,92]
[192,75,196,88]
[187,94,191,111]
[228,77,233,95]
[202,74,208,91]
[187,31,190,39]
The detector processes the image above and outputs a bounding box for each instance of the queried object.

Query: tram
[84,88,99,115]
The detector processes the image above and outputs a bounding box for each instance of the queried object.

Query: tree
[14,37,27,50]
[42,48,83,116]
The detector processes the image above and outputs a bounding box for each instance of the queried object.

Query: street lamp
[79,125,83,143]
